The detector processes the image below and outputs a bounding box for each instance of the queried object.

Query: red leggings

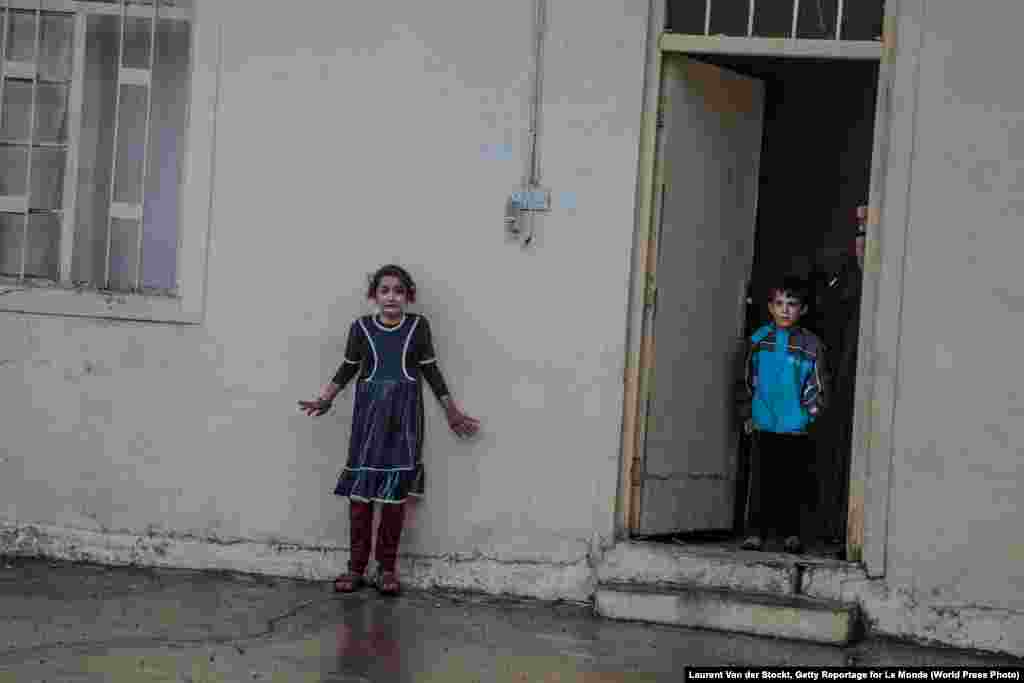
[348,501,406,575]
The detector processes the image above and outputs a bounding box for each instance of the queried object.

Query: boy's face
[373,275,408,319]
[768,290,806,329]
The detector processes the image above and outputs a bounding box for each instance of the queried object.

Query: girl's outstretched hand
[444,399,480,439]
[298,397,332,417]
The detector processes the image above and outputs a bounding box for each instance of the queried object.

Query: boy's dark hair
[766,275,809,305]
[367,264,417,303]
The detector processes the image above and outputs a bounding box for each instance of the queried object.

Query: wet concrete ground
[0,558,1021,682]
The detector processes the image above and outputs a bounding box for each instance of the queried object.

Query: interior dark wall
[754,58,878,303]
[760,59,877,335]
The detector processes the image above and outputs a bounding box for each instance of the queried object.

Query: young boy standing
[737,276,828,554]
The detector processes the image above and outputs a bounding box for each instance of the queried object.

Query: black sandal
[740,535,764,551]
[333,572,364,593]
[377,572,400,596]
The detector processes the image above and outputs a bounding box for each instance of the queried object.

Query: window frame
[0,0,219,325]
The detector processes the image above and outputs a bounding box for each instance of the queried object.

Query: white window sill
[0,282,202,325]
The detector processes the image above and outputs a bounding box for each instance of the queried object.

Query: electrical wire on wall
[506,0,550,247]
[523,0,546,246]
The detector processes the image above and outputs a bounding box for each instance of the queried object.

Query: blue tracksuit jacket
[739,324,828,435]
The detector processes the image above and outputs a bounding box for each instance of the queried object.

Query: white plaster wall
[0,0,648,583]
[885,0,1024,615]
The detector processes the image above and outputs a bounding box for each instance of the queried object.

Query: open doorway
[631,51,879,561]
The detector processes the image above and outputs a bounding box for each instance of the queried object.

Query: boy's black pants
[745,431,813,539]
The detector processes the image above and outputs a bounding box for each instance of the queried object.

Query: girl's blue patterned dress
[334,315,427,503]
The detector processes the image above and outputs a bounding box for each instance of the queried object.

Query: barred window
[0,0,194,296]
[667,0,885,41]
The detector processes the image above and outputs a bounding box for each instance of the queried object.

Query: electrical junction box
[509,186,551,212]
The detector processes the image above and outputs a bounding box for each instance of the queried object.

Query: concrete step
[597,540,864,597]
[595,580,861,645]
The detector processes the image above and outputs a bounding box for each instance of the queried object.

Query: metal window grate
[0,0,192,293]
[104,0,163,292]
[0,1,73,281]
[670,0,884,41]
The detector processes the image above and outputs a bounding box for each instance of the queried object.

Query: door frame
[619,0,922,577]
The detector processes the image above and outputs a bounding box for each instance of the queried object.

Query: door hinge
[631,457,643,486]
[644,276,658,313]
[655,107,665,130]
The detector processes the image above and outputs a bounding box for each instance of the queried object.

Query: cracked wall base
[0,521,595,604]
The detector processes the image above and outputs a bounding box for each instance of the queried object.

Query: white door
[637,55,765,535]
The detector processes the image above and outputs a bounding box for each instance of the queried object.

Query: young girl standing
[299,265,480,595]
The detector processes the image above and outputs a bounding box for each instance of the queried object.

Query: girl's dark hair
[367,264,417,303]
[767,275,809,305]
